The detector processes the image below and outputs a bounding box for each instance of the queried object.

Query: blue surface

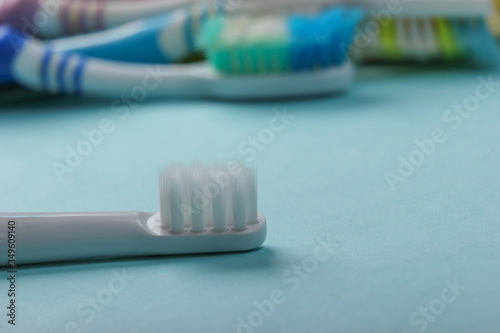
[1,67,500,333]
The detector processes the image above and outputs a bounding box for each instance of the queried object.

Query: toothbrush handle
[7,17,208,96]
[51,10,194,64]
[0,212,155,266]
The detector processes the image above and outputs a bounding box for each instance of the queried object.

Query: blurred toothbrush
[0,1,206,87]
[47,0,347,63]
[49,2,215,64]
[0,6,363,99]
[350,0,499,66]
[0,0,346,87]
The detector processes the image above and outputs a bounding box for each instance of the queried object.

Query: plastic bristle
[244,166,258,226]
[464,19,500,67]
[198,18,225,50]
[289,8,364,70]
[201,7,363,75]
[209,162,228,232]
[421,18,440,59]
[359,16,498,65]
[232,171,248,231]
[337,9,365,62]
[170,166,186,233]
[435,18,460,60]
[188,161,206,233]
[158,161,258,234]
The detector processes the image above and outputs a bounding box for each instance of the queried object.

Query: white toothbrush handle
[0,211,267,266]
[0,212,155,266]
[12,38,208,96]
[11,34,353,99]
[84,61,213,97]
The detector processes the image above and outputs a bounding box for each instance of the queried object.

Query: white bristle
[244,16,288,43]
[358,17,451,62]
[188,161,206,233]
[421,18,439,58]
[158,161,258,233]
[158,167,171,230]
[244,166,258,225]
[232,172,248,231]
[219,16,253,46]
[209,162,228,232]
[163,165,186,234]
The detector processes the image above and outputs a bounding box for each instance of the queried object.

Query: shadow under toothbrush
[0,84,57,105]
[2,64,497,111]
[0,85,351,109]
[355,62,500,82]
[0,246,288,274]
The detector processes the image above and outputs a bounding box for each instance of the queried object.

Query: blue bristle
[320,9,344,65]
[449,19,466,56]
[317,9,343,67]
[288,15,310,71]
[453,19,473,59]
[287,8,363,70]
[336,9,364,63]
[454,18,500,67]
[466,19,500,67]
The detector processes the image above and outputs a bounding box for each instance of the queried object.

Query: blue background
[1,67,499,333]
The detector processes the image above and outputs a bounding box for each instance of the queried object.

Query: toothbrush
[48,2,217,64]
[0,161,266,266]
[0,0,344,39]
[0,6,363,99]
[0,3,202,86]
[0,0,194,38]
[49,0,346,64]
[0,0,344,85]
[350,0,499,66]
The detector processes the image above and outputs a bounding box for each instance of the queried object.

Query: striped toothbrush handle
[51,2,217,64]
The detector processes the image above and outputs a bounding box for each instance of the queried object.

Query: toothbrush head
[356,17,499,66]
[157,161,262,235]
[199,7,364,74]
[0,25,28,82]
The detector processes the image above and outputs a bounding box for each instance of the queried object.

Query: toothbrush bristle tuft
[355,17,500,66]
[158,161,257,233]
[200,7,364,74]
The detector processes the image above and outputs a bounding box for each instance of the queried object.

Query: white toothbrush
[0,162,267,266]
